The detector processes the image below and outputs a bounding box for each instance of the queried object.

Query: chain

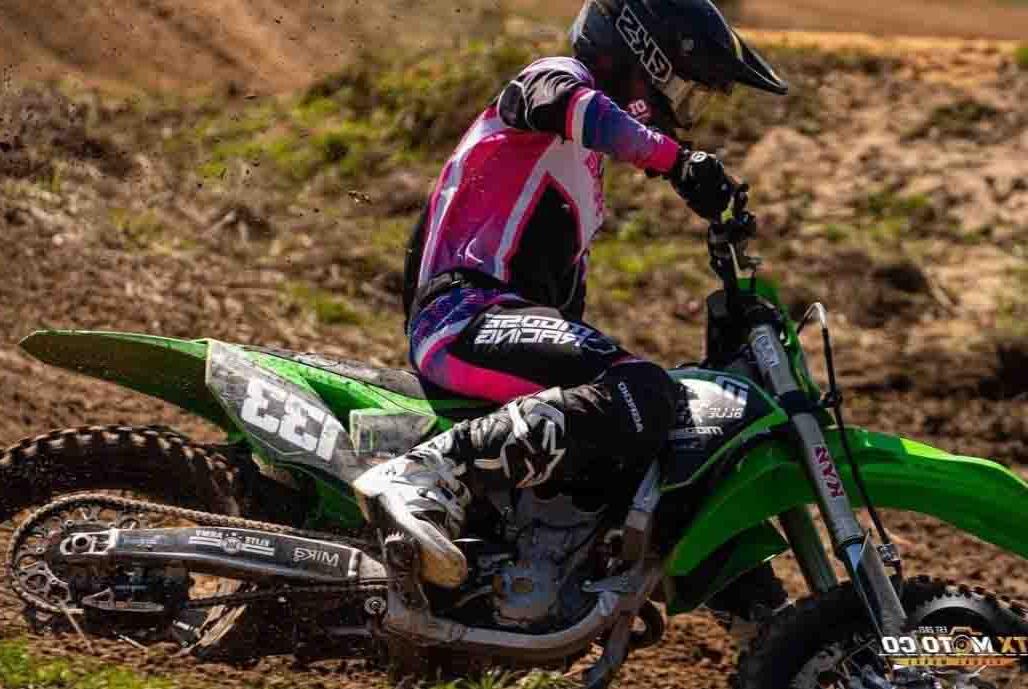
[6,492,381,614]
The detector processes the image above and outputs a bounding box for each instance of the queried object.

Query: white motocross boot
[354,388,568,589]
[354,432,471,588]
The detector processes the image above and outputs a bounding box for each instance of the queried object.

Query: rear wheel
[735,576,1028,689]
[0,426,251,651]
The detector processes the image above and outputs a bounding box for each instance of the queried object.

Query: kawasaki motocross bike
[4,193,1028,689]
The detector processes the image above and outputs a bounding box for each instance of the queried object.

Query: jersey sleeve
[497,57,680,174]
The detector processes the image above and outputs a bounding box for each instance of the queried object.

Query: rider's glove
[668,150,736,221]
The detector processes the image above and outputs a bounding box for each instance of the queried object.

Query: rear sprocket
[7,493,385,656]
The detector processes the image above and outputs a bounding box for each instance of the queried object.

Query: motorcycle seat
[249,346,496,406]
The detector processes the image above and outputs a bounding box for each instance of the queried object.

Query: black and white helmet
[570,0,788,132]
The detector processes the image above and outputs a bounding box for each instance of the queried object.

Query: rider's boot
[353,388,568,588]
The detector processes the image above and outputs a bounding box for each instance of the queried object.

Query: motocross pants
[408,287,679,484]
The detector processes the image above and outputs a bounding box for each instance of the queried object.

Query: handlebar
[706,183,760,318]
[707,183,756,258]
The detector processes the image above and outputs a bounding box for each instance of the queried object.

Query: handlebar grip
[732,183,750,215]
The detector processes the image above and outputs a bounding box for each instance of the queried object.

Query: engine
[487,490,606,630]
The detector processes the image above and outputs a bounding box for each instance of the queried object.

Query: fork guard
[665,428,1028,581]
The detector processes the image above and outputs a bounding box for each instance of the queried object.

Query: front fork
[749,324,907,637]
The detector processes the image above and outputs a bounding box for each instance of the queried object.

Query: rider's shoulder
[516,56,595,87]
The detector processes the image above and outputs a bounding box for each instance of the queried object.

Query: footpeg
[384,533,428,610]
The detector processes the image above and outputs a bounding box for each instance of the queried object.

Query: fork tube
[748,324,906,636]
[778,507,837,595]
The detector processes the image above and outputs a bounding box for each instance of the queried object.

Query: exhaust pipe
[381,562,662,664]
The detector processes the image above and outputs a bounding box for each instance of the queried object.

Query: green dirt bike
[4,193,1028,689]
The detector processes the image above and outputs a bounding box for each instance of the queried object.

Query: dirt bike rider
[356,0,788,589]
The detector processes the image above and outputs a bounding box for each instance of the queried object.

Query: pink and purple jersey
[406,57,680,320]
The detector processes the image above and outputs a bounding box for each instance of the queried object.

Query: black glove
[667,150,736,221]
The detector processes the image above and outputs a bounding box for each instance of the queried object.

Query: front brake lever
[733,183,750,216]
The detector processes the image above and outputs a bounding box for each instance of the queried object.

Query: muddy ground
[0,5,1027,688]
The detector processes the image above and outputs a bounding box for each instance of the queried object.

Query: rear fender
[666,427,1028,589]
[18,330,439,427]
[20,330,230,427]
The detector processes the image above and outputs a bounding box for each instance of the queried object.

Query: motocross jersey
[403,57,681,323]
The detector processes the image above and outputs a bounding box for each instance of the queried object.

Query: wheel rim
[6,491,244,643]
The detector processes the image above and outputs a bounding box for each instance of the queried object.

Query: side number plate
[205,341,363,482]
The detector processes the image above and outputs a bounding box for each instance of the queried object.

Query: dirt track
[3,0,1028,94]
[1,1,1027,686]
[0,0,507,94]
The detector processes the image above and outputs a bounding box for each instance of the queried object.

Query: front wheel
[735,576,1028,689]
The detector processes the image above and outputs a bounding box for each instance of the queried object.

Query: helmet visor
[659,76,728,130]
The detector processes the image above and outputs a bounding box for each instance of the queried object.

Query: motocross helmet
[570,0,788,134]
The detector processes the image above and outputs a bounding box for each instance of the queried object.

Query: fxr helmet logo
[615,5,672,84]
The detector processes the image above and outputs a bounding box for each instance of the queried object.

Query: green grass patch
[0,639,173,689]
[196,159,227,180]
[693,71,824,144]
[107,208,166,249]
[187,35,538,187]
[589,235,707,301]
[1015,43,1028,70]
[368,215,418,253]
[692,39,899,146]
[614,209,667,242]
[854,191,936,242]
[861,191,931,218]
[293,96,341,125]
[178,29,901,190]
[41,164,64,194]
[760,40,899,76]
[905,98,1001,140]
[428,669,574,689]
[822,223,856,243]
[286,282,363,325]
[997,263,1028,337]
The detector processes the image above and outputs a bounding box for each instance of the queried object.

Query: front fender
[666,427,1028,577]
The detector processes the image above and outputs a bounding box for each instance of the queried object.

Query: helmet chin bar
[659,74,723,132]
[640,87,696,145]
